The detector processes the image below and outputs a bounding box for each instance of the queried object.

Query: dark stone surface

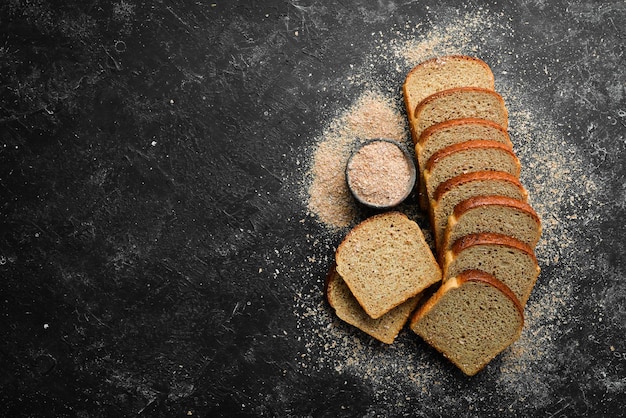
[1,0,624,417]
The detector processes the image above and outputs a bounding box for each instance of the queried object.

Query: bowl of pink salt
[345,138,416,209]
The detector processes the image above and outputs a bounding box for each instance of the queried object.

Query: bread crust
[457,269,524,319]
[412,269,524,325]
[413,87,507,120]
[449,232,537,261]
[416,117,511,147]
[432,171,526,203]
[424,140,520,174]
[452,195,541,225]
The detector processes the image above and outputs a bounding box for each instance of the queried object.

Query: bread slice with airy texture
[440,195,542,257]
[326,266,421,344]
[410,269,524,376]
[403,56,495,140]
[335,212,441,319]
[412,87,508,139]
[422,141,521,211]
[414,118,513,208]
[430,171,528,252]
[442,233,540,306]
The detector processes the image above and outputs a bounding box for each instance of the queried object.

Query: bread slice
[414,118,513,208]
[335,212,441,319]
[403,56,495,139]
[412,87,508,139]
[410,269,524,376]
[442,233,540,306]
[430,171,528,252]
[440,195,542,257]
[422,141,521,211]
[326,266,421,344]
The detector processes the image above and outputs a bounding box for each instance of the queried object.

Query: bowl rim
[345,138,417,209]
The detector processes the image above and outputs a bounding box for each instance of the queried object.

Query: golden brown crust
[449,232,537,262]
[452,195,541,225]
[424,140,519,173]
[456,270,524,324]
[413,87,505,119]
[432,171,526,203]
[417,117,511,147]
[410,269,524,328]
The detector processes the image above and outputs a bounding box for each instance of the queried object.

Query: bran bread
[412,87,508,139]
[440,195,542,257]
[422,141,521,211]
[442,233,540,306]
[326,266,421,344]
[335,212,441,319]
[403,56,495,140]
[430,171,528,252]
[415,117,513,208]
[410,269,524,376]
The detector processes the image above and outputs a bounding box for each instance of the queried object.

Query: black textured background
[1,1,625,417]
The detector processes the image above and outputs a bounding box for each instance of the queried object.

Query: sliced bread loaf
[335,212,441,319]
[430,171,528,252]
[422,141,521,211]
[440,195,542,257]
[326,266,421,344]
[414,118,513,208]
[442,233,540,306]
[410,269,524,376]
[403,56,495,139]
[412,87,508,139]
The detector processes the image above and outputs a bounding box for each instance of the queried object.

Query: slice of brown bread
[440,195,542,257]
[326,266,421,344]
[410,269,524,376]
[403,56,495,140]
[335,212,441,319]
[412,87,508,139]
[422,141,521,213]
[414,117,513,208]
[430,171,528,252]
[442,233,540,306]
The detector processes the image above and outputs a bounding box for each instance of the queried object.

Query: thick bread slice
[422,141,521,210]
[415,118,513,208]
[403,56,495,140]
[440,196,542,257]
[412,87,508,139]
[335,212,441,319]
[326,266,421,344]
[430,171,528,252]
[442,233,540,306]
[410,270,524,376]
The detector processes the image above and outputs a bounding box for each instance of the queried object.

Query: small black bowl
[345,138,416,209]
